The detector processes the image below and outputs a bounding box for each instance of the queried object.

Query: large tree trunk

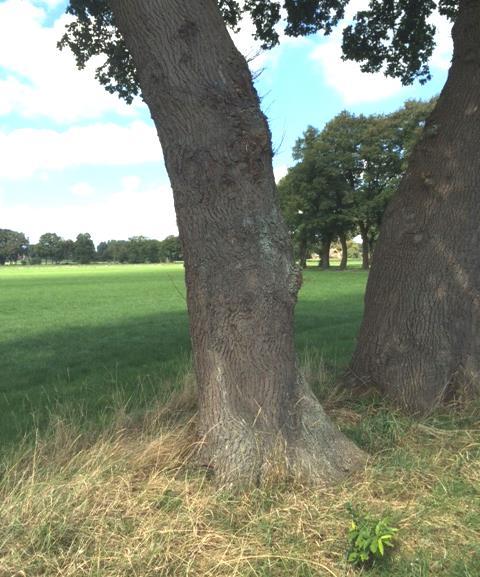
[349,0,480,412]
[339,233,348,270]
[110,0,364,484]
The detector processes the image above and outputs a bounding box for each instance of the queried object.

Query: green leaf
[385,540,395,548]
[348,552,358,563]
[378,539,384,556]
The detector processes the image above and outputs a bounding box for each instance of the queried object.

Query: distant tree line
[0,230,182,265]
[278,99,436,270]
[96,236,182,263]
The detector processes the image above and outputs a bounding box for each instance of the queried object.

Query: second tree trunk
[350,0,480,411]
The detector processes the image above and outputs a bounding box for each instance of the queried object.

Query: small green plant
[346,504,398,566]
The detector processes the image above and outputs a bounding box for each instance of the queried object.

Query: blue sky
[0,0,453,245]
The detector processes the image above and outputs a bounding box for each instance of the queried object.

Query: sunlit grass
[0,263,367,444]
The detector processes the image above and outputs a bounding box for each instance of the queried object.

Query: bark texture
[109,0,364,484]
[349,0,480,412]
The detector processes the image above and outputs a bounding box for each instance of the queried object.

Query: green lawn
[0,263,367,444]
[2,264,479,577]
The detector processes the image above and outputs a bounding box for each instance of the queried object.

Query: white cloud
[274,164,288,183]
[70,182,95,198]
[121,175,142,191]
[0,0,145,123]
[311,36,403,104]
[0,121,162,179]
[430,11,453,71]
[1,178,178,244]
[309,2,453,105]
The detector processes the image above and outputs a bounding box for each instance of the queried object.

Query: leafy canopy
[59,0,458,103]
[278,99,435,252]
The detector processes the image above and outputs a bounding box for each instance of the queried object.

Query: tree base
[197,387,366,487]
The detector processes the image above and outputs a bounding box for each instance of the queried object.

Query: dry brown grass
[1,372,479,577]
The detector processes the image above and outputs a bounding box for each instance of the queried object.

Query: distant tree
[97,240,129,263]
[280,102,434,270]
[27,245,43,265]
[279,123,355,270]
[110,240,130,263]
[60,239,76,262]
[160,235,182,263]
[126,236,151,263]
[144,239,162,263]
[96,236,181,264]
[74,233,96,264]
[309,112,363,270]
[37,233,63,264]
[278,168,317,269]
[0,229,28,265]
[96,241,109,261]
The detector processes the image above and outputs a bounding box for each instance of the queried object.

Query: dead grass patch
[1,371,479,577]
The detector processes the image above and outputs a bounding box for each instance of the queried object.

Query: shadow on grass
[1,310,191,445]
[1,269,367,447]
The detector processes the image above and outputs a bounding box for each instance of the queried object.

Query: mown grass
[0,263,366,444]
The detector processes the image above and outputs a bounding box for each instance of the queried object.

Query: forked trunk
[339,233,348,270]
[349,0,480,412]
[110,0,364,484]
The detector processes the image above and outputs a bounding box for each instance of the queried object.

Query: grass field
[1,263,479,577]
[0,262,366,444]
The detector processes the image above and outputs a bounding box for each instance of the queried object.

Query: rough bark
[359,223,370,270]
[349,0,480,412]
[339,233,348,270]
[109,0,364,484]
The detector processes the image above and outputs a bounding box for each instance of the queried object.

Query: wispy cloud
[309,1,452,105]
